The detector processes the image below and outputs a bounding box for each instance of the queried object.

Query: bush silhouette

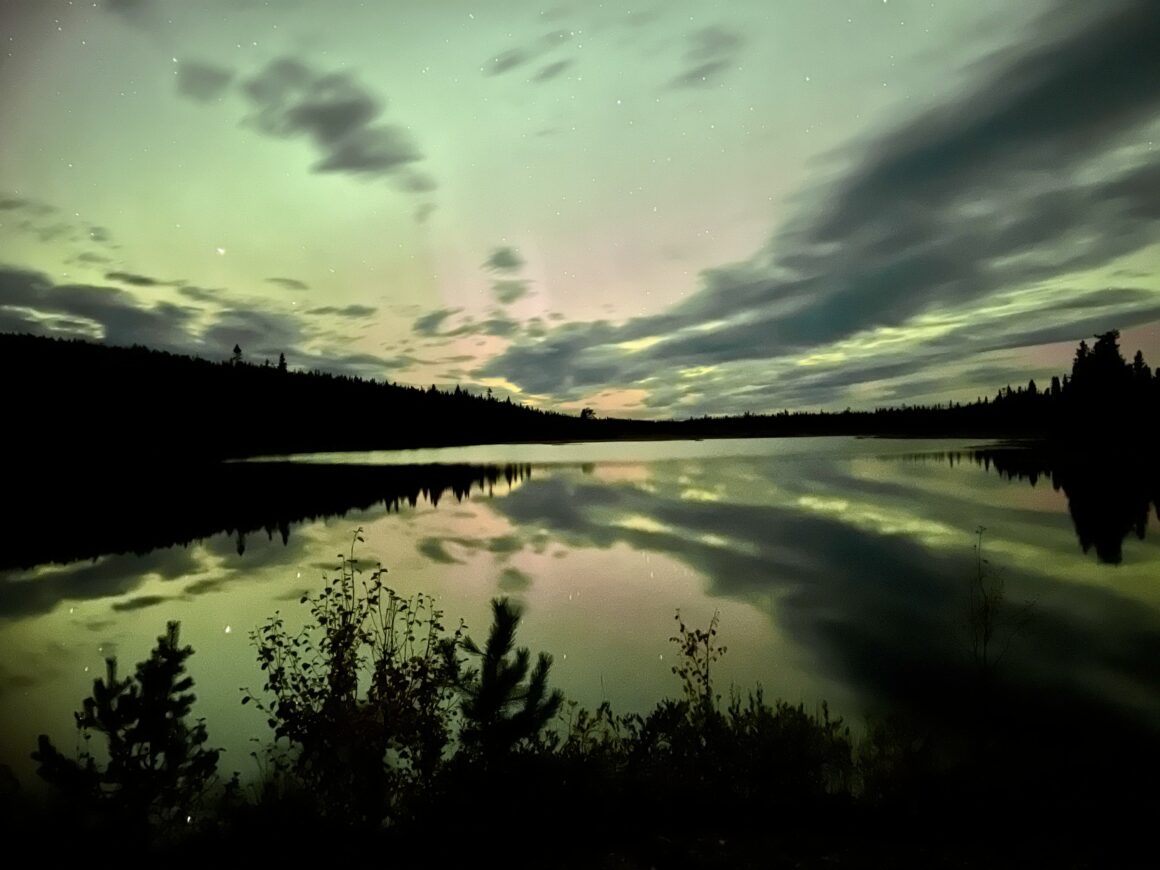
[246,530,465,827]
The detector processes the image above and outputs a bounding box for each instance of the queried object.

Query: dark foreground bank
[3,532,1157,868]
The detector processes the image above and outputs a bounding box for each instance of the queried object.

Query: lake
[3,436,1159,790]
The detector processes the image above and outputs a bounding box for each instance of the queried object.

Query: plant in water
[245,527,465,826]
[32,621,221,838]
[458,596,563,758]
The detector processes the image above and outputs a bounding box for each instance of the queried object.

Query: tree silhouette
[32,621,220,835]
[277,352,287,373]
[459,597,563,758]
[231,343,243,366]
[1131,350,1151,387]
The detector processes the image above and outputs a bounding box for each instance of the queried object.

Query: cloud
[241,56,430,183]
[266,276,309,291]
[305,304,377,318]
[484,246,524,272]
[498,566,531,592]
[105,270,177,287]
[482,29,573,79]
[104,0,150,19]
[532,59,574,83]
[0,194,55,215]
[0,265,402,381]
[484,48,532,77]
[176,60,235,103]
[177,285,222,303]
[378,354,422,371]
[413,307,461,337]
[111,594,170,612]
[0,193,116,251]
[72,252,112,265]
[478,317,520,338]
[0,547,201,619]
[493,279,531,305]
[411,305,522,340]
[417,538,462,564]
[0,265,200,351]
[397,170,437,193]
[202,308,305,360]
[485,2,1160,412]
[669,26,744,88]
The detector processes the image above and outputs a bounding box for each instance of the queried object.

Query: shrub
[245,528,464,826]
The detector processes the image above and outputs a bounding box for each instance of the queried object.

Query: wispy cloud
[485,2,1160,412]
[105,270,180,288]
[482,28,574,81]
[532,59,574,83]
[266,276,309,291]
[305,304,377,318]
[669,25,744,89]
[0,192,117,252]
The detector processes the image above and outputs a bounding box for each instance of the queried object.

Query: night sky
[2,0,1158,417]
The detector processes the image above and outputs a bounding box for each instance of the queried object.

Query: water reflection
[905,446,1160,565]
[5,462,531,572]
[482,454,1160,739]
[3,438,1160,796]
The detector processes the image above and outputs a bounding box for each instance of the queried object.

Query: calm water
[3,437,1159,788]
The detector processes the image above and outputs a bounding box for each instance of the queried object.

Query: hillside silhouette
[2,329,1157,464]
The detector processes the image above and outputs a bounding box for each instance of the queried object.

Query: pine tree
[459,598,563,758]
[32,621,220,834]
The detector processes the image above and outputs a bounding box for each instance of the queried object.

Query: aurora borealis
[1,0,1158,417]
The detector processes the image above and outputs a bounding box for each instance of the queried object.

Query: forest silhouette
[3,328,1157,467]
[4,328,1157,571]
